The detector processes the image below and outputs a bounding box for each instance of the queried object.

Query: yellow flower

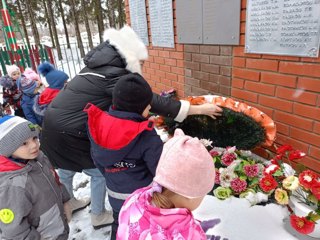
[282,176,299,191]
[275,188,289,205]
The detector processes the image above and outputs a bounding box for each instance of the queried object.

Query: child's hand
[63,201,72,223]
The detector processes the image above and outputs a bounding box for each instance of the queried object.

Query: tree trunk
[94,0,104,43]
[25,0,40,46]
[81,0,93,49]
[70,0,85,57]
[117,0,125,28]
[46,0,63,60]
[58,0,71,48]
[16,0,31,50]
[42,0,55,48]
[106,0,116,28]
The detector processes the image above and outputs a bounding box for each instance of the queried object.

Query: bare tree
[80,0,93,49]
[70,0,85,57]
[94,0,104,43]
[25,0,40,46]
[41,0,55,48]
[57,0,71,48]
[16,0,31,49]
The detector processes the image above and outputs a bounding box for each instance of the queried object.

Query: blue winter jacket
[86,104,163,207]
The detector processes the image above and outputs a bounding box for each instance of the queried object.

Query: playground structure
[0,0,54,76]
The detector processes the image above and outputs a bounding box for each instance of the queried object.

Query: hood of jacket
[83,26,148,75]
[85,104,154,164]
[0,155,24,172]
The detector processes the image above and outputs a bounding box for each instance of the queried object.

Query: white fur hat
[103,25,148,74]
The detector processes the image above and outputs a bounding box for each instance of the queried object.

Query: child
[85,73,163,237]
[33,62,69,124]
[0,65,24,117]
[0,115,71,239]
[17,69,42,125]
[117,129,216,239]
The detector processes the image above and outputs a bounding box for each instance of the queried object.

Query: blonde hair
[152,187,176,209]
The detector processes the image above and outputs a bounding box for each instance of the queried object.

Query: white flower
[219,168,237,188]
[245,192,269,206]
[199,138,213,147]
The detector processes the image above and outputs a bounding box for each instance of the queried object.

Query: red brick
[159,65,171,72]
[245,82,275,96]
[241,0,247,9]
[175,44,184,52]
[279,62,320,78]
[185,53,192,61]
[240,22,246,34]
[220,46,232,56]
[233,57,246,67]
[290,127,320,147]
[200,81,219,93]
[199,45,219,55]
[184,45,200,53]
[172,81,183,91]
[219,85,231,96]
[234,46,246,57]
[185,69,192,77]
[299,156,320,174]
[171,67,184,75]
[146,68,155,75]
[309,146,320,160]
[185,77,200,87]
[300,57,320,63]
[247,59,278,71]
[275,134,309,153]
[261,72,297,88]
[274,111,313,131]
[314,122,320,134]
[154,57,165,64]
[158,51,170,58]
[165,58,177,66]
[276,87,317,105]
[232,78,244,88]
[240,9,246,21]
[161,78,172,86]
[169,51,184,60]
[155,70,166,78]
[176,60,184,68]
[231,89,258,103]
[233,68,260,81]
[149,63,160,70]
[259,95,293,112]
[293,103,320,121]
[165,72,178,81]
[220,66,231,77]
[275,122,290,135]
[201,63,219,74]
[210,56,232,66]
[148,49,158,56]
[263,55,300,61]
[190,86,209,96]
[297,77,320,92]
[219,76,231,86]
[185,61,200,70]
[193,71,210,81]
[192,54,210,63]
[178,75,185,83]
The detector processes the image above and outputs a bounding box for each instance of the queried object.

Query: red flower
[259,175,278,192]
[276,145,293,155]
[215,169,221,184]
[299,170,319,190]
[290,215,315,235]
[311,181,320,200]
[289,150,306,161]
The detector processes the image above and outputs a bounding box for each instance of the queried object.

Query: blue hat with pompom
[38,62,69,89]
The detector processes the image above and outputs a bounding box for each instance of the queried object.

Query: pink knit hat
[154,129,215,198]
[6,65,20,77]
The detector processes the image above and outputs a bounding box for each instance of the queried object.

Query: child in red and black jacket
[85,73,163,239]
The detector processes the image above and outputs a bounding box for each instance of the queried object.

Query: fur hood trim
[103,25,148,74]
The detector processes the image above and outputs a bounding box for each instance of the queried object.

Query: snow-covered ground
[68,173,112,240]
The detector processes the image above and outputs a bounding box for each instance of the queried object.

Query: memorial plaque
[246,0,320,57]
[149,0,174,48]
[129,0,149,46]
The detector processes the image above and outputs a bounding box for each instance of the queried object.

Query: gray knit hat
[0,116,39,157]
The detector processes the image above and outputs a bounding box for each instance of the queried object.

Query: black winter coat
[40,41,181,171]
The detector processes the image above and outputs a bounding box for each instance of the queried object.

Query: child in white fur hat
[0,65,24,117]
[0,115,71,239]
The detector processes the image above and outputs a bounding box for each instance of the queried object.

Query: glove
[63,201,72,223]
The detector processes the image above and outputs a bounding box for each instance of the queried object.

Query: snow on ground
[69,173,112,240]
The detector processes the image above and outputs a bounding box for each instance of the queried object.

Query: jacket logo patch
[0,208,15,224]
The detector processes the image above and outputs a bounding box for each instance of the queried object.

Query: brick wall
[125,0,320,172]
[125,0,185,97]
[233,0,320,171]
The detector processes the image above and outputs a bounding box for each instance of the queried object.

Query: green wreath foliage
[165,107,266,150]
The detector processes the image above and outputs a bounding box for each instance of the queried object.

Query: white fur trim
[103,25,148,74]
[174,100,190,122]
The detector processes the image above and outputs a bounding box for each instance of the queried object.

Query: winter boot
[91,210,114,229]
[68,197,91,214]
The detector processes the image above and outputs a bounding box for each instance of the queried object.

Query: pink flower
[243,164,259,178]
[221,152,237,166]
[209,150,219,157]
[215,169,221,184]
[230,178,247,193]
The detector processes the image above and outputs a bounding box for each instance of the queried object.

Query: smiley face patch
[0,208,15,224]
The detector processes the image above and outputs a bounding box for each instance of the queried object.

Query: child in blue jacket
[85,73,163,239]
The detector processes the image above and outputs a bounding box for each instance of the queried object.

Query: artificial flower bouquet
[210,144,320,236]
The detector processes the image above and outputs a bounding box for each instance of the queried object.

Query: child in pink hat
[117,129,216,239]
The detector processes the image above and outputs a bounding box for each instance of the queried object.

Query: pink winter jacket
[117,183,206,240]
